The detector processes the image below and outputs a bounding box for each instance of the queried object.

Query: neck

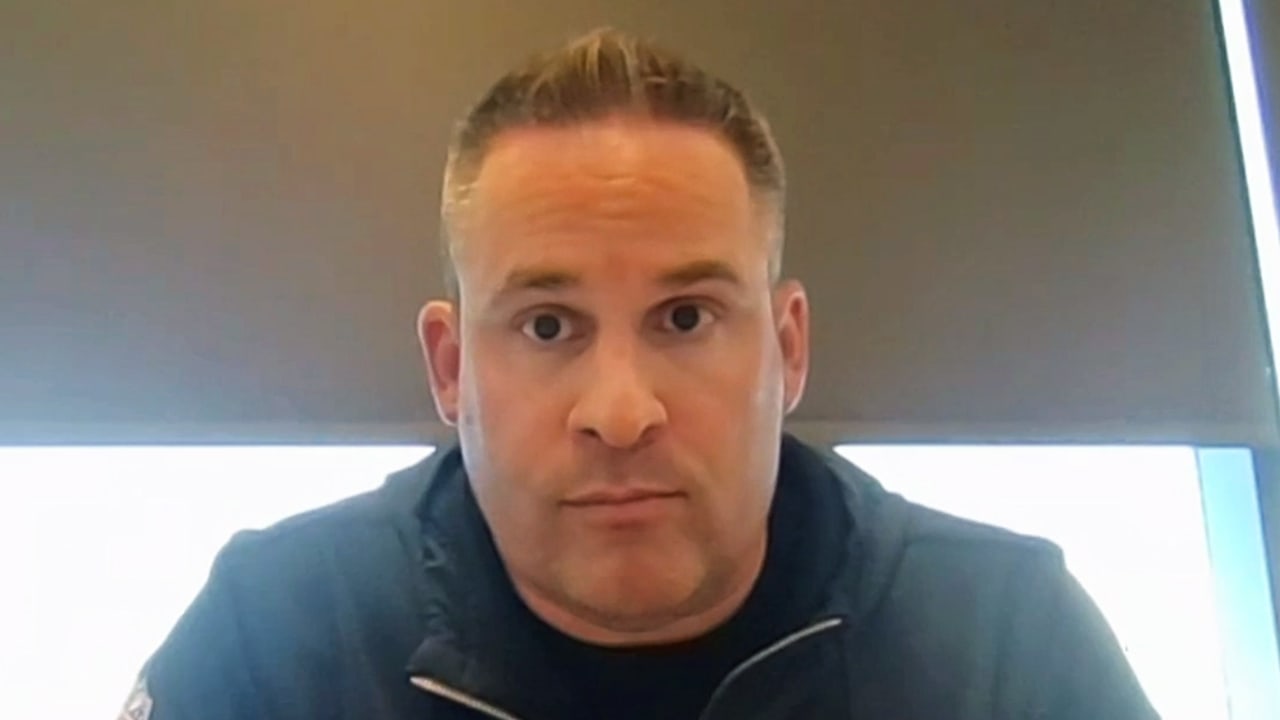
[513,533,768,648]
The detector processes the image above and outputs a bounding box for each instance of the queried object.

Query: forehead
[455,118,768,294]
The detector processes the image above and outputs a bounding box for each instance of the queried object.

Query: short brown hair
[439,27,786,297]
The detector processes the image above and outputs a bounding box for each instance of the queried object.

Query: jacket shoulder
[818,449,1157,718]
[140,454,440,718]
[816,445,1069,631]
[228,452,436,551]
[201,452,437,640]
[900,497,1062,559]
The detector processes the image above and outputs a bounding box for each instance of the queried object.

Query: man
[127,28,1160,719]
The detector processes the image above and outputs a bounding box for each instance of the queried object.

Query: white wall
[0,444,1229,719]
[0,445,431,719]
[836,444,1228,720]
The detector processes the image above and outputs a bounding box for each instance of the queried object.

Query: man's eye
[662,303,712,334]
[521,312,572,342]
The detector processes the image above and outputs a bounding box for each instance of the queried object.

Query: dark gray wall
[0,1,1272,445]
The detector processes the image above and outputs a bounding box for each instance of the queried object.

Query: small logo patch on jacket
[118,677,153,720]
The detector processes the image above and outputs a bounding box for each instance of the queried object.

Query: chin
[563,548,708,628]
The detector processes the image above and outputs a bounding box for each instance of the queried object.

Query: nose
[567,339,668,449]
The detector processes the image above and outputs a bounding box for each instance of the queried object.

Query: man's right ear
[417,300,461,426]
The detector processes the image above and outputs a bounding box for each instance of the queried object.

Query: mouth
[563,487,684,507]
[562,488,686,526]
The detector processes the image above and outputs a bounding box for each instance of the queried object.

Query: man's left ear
[772,279,810,414]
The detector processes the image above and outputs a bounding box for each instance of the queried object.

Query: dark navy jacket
[137,435,1160,719]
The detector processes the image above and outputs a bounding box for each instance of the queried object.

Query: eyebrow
[492,259,744,303]
[498,268,581,295]
[656,259,744,289]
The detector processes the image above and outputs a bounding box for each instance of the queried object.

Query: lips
[563,487,683,506]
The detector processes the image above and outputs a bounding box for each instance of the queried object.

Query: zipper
[410,675,526,720]
[410,617,843,720]
[696,616,845,720]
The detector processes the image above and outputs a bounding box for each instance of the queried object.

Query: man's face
[420,117,809,643]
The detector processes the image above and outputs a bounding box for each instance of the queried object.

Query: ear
[772,279,810,415]
[417,300,462,426]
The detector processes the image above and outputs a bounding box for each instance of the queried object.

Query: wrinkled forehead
[452,119,772,299]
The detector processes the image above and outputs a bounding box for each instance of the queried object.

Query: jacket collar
[403,446,576,719]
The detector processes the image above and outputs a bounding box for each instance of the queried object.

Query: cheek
[661,327,782,526]
[459,349,567,558]
[664,324,782,421]
[459,335,570,491]
[463,335,553,427]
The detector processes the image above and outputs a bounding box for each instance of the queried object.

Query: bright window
[0,445,433,720]
[3,444,1271,719]
[836,444,1226,720]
